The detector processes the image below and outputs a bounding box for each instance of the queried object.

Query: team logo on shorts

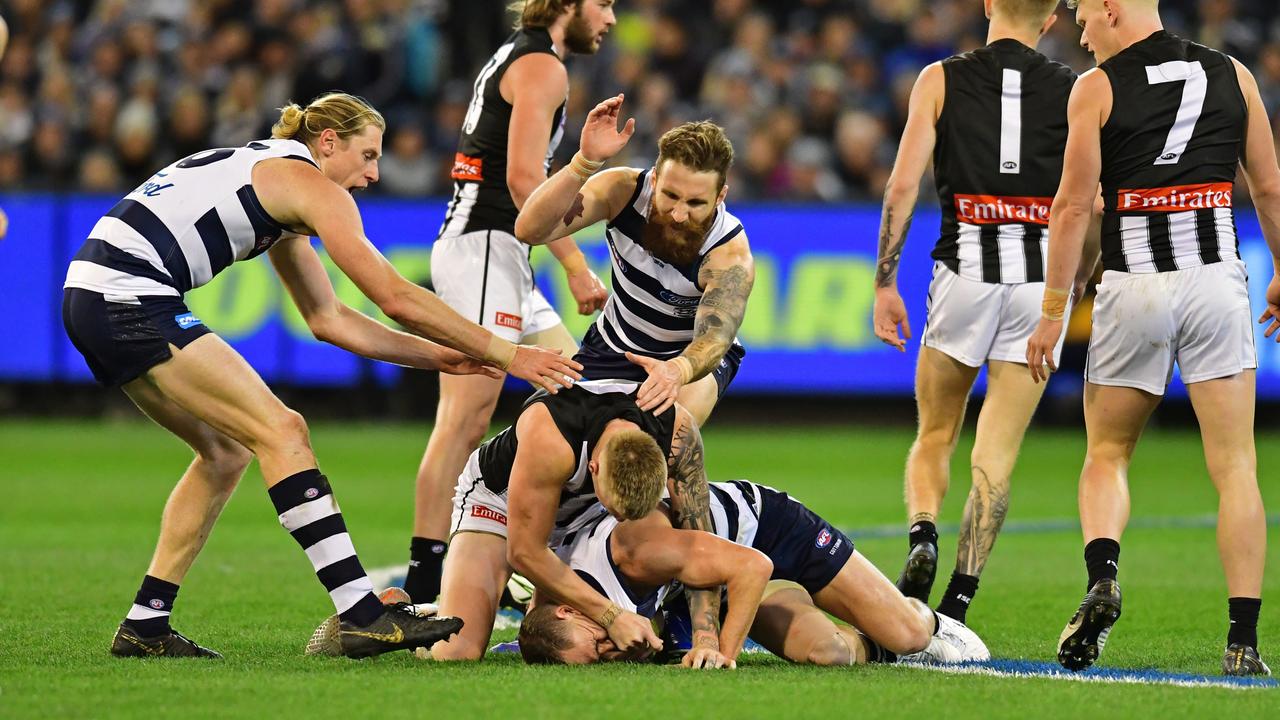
[815,529,832,549]
[174,312,203,330]
[304,487,320,500]
[471,504,508,526]
[148,598,165,610]
[495,312,523,331]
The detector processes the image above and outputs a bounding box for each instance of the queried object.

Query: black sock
[123,575,178,637]
[1084,538,1120,591]
[403,537,447,603]
[909,520,938,549]
[936,572,980,623]
[1228,597,1261,648]
[268,469,383,627]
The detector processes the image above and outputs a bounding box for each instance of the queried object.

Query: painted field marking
[900,658,1277,690]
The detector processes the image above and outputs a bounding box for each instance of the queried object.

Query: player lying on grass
[517,480,989,667]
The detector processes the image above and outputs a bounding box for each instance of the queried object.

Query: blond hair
[518,604,573,664]
[271,92,386,147]
[603,429,667,520]
[507,0,582,29]
[997,0,1061,23]
[657,121,735,190]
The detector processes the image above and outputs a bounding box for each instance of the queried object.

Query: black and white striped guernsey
[595,167,745,357]
[1097,31,1245,273]
[64,139,314,297]
[932,40,1075,284]
[439,27,566,238]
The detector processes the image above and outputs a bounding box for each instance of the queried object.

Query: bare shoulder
[514,401,576,472]
[502,52,568,102]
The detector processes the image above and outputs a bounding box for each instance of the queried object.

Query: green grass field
[1,418,1277,717]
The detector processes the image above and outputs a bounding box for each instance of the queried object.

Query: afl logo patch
[1002,161,1018,170]
[815,529,833,549]
[304,487,320,500]
[1160,152,1177,161]
[149,598,165,610]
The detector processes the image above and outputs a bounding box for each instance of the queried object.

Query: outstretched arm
[612,515,773,667]
[662,408,726,662]
[251,158,581,392]
[628,236,754,415]
[268,235,499,377]
[1026,69,1110,382]
[873,62,942,352]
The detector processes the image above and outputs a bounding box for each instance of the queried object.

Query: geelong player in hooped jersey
[515,97,754,425]
[405,0,614,605]
[872,0,1092,623]
[1026,0,1280,676]
[62,93,580,660]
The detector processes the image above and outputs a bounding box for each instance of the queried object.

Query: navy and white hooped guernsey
[594,167,745,358]
[64,139,316,298]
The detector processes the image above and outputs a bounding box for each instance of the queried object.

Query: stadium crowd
[1,0,1279,202]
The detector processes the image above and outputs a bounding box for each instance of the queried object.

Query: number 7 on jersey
[1146,60,1206,166]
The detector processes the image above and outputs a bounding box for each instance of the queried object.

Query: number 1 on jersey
[999,69,1022,174]
[1146,60,1206,166]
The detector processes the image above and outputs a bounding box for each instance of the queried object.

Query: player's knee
[442,411,491,449]
[805,633,854,666]
[260,407,311,451]
[911,429,958,457]
[198,438,252,482]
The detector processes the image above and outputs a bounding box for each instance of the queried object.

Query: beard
[563,10,599,54]
[639,201,715,266]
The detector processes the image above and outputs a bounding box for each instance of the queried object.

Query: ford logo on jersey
[174,312,203,330]
[815,528,832,549]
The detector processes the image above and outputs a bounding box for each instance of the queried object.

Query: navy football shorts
[62,288,212,387]
[752,486,855,594]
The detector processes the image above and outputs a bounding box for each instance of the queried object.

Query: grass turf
[0,418,1276,717]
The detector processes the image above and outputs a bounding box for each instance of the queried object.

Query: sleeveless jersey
[555,480,765,618]
[439,27,567,238]
[595,167,745,358]
[1097,31,1246,273]
[474,381,676,533]
[932,39,1075,284]
[64,139,314,297]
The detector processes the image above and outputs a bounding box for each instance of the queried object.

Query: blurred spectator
[0,0,1278,204]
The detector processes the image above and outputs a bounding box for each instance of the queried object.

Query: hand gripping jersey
[932,40,1076,284]
[1097,31,1246,273]
[64,139,314,297]
[439,26,567,238]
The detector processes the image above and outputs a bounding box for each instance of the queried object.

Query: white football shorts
[431,229,563,343]
[921,262,1067,368]
[1086,260,1256,395]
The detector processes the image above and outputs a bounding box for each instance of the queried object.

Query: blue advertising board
[3,194,1278,396]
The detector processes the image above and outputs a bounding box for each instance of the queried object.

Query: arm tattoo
[684,263,753,380]
[669,418,721,639]
[955,465,1011,577]
[875,196,912,288]
[562,192,585,228]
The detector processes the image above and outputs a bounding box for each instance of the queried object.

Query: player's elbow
[372,281,417,330]
[506,543,537,576]
[513,211,544,246]
[506,168,542,209]
[306,309,342,345]
[738,549,773,585]
[883,175,919,208]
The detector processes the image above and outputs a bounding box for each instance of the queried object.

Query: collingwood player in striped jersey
[425,384,719,664]
[61,93,581,659]
[406,0,614,606]
[1027,0,1280,676]
[516,95,754,425]
[517,480,989,668]
[872,0,1095,622]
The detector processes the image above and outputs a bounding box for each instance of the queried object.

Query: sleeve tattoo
[669,419,721,642]
[684,263,752,380]
[875,197,913,288]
